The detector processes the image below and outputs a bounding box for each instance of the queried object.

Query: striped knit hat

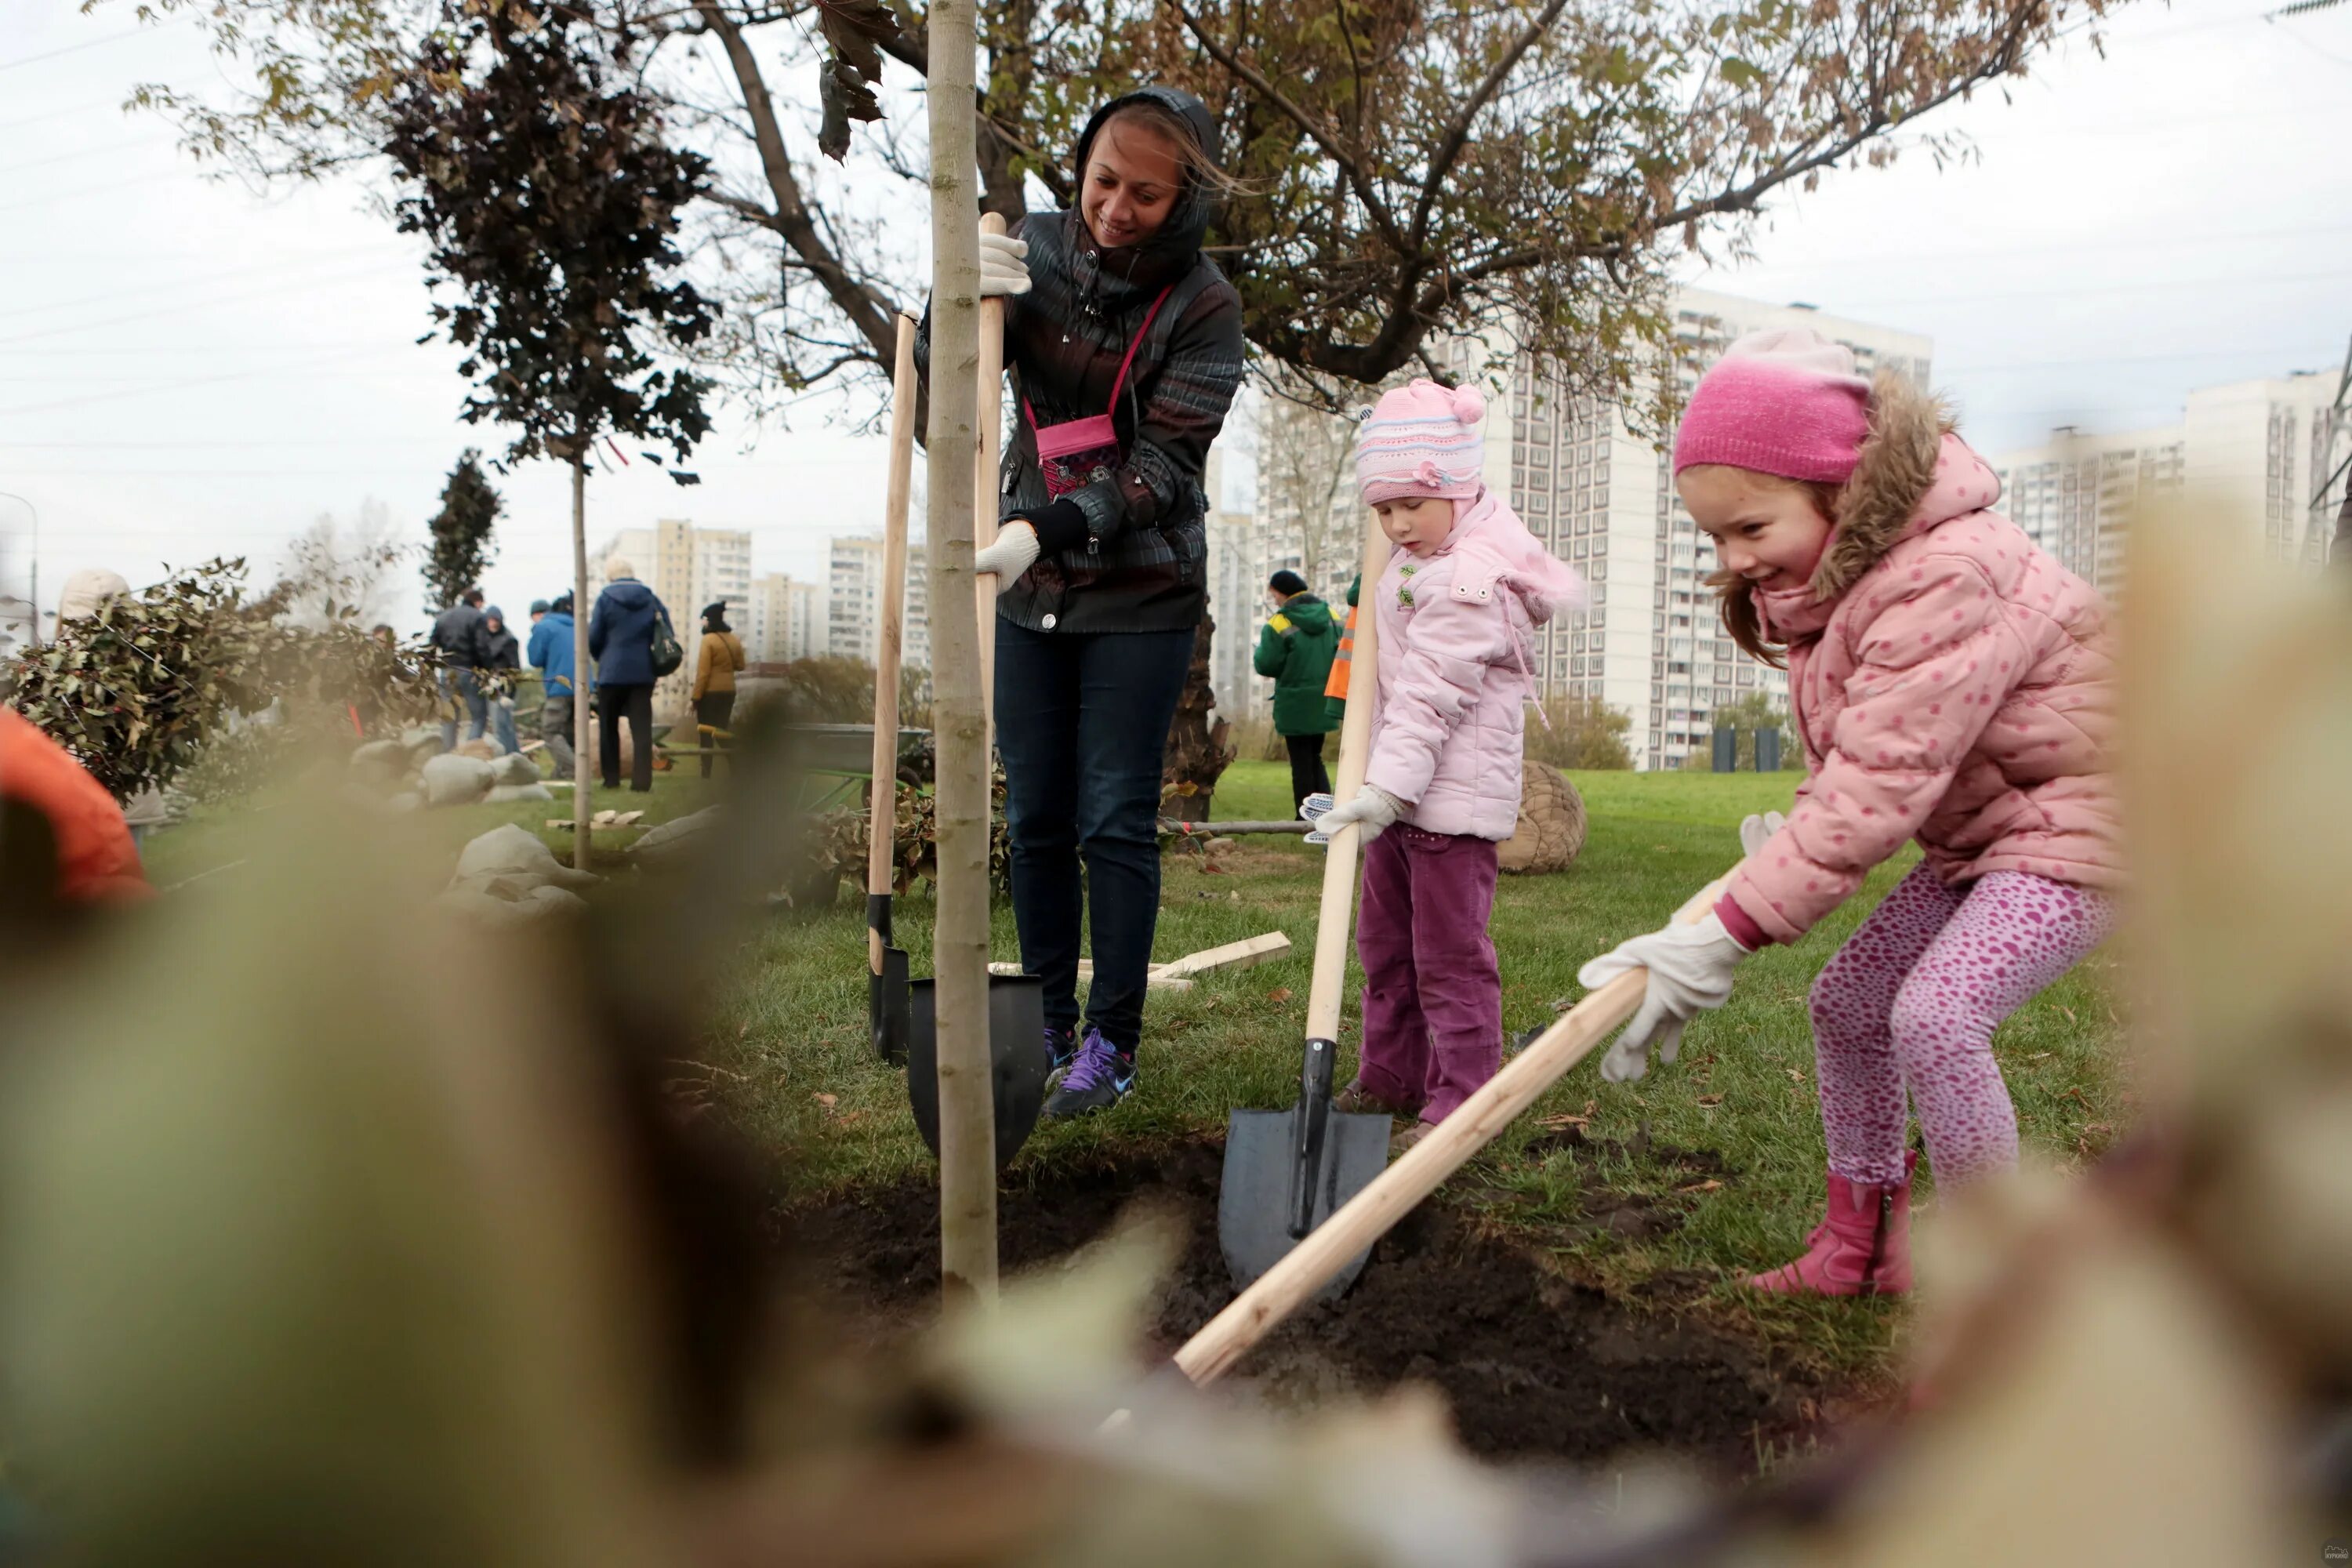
[1355,379,1486,505]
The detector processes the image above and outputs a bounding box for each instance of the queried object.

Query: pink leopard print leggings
[1809,863,2115,1188]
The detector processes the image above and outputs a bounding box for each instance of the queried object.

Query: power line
[0,244,405,325]
[0,345,408,419]
[1839,268,2352,310]
[0,139,159,178]
[0,24,179,74]
[1704,221,2352,276]
[1944,345,2343,375]
[0,262,414,349]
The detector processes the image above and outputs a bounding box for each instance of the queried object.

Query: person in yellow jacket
[690,602,746,778]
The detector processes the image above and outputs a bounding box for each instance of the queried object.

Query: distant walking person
[1252,568,1339,816]
[429,586,492,752]
[479,604,522,755]
[525,596,581,775]
[690,601,745,779]
[587,558,668,793]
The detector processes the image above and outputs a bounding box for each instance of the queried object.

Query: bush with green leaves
[5,558,439,803]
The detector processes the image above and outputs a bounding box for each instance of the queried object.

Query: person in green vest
[1253,568,1341,816]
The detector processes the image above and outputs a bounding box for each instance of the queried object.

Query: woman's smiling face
[1080,114,1185,250]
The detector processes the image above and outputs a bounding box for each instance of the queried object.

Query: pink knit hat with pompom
[1672,328,1873,485]
[1355,379,1487,505]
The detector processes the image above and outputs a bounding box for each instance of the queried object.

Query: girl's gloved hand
[973,523,1041,590]
[1316,784,1403,842]
[1580,911,1753,1083]
[979,229,1031,298]
[1739,810,1787,859]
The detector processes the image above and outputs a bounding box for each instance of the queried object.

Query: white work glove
[973,522,1041,590]
[979,230,1031,298]
[1312,784,1403,843]
[1581,909,1752,1083]
[1740,810,1787,859]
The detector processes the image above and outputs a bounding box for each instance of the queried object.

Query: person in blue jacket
[586,558,668,793]
[525,596,585,775]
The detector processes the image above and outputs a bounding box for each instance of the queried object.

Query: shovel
[869,314,920,1065]
[1218,507,1396,1299]
[903,212,1049,1164]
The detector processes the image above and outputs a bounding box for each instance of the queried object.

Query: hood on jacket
[1443,489,1588,626]
[1809,372,1978,600]
[1276,593,1334,635]
[1066,86,1221,298]
[601,579,654,608]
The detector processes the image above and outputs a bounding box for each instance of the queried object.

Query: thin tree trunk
[572,453,593,871]
[924,0,996,1309]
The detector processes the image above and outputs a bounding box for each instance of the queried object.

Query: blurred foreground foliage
[0,495,2344,1564]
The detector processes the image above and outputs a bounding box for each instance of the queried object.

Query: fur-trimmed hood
[1755,373,2002,639]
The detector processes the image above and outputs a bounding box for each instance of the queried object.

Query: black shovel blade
[871,946,911,1065]
[906,974,1048,1168]
[1218,1103,1390,1299]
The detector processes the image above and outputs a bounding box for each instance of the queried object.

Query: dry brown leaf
[1697,1094,1724,1107]
[1266,987,1294,1004]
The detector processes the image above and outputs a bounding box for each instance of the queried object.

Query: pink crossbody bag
[1021,285,1174,498]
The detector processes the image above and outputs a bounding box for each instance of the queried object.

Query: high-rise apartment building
[1474,287,1932,771]
[1992,427,2185,595]
[1993,369,2349,590]
[746,572,822,664]
[827,535,931,669]
[592,519,754,713]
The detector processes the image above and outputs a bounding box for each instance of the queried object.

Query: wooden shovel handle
[1174,870,1737,1388]
[1303,510,1395,1042]
[870,315,920,974]
[974,212,1009,746]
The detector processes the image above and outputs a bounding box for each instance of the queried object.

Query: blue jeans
[438,668,488,751]
[995,619,1194,1055]
[490,695,519,755]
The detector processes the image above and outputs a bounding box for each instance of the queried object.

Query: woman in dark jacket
[919,86,1247,1119]
[587,557,669,793]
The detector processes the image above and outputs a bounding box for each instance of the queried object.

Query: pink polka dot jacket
[1722,375,2122,946]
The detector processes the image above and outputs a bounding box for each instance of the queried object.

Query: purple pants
[1354,824,1501,1124]
[1812,863,2116,1187]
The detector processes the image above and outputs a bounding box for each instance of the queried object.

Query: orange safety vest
[1323,602,1356,702]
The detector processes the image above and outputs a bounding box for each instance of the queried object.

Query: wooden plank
[985,961,1195,993]
[1152,931,1292,980]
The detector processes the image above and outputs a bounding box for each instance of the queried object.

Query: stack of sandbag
[435,824,598,924]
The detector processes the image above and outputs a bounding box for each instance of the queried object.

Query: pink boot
[1747,1152,1915,1298]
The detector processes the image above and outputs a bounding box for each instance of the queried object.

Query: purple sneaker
[1041,1029,1134,1119]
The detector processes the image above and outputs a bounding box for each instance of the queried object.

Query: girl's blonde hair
[1697,469,1844,670]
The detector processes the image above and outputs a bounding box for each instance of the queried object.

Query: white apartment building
[1994,369,2349,591]
[1206,505,1304,728]
[746,572,822,664]
[1992,427,2185,595]
[593,519,754,713]
[828,535,932,670]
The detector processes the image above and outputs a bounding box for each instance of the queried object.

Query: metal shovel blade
[906,973,1048,1167]
[1218,1037,1390,1299]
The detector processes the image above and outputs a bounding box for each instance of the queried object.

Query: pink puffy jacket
[1723,377,2122,946]
[1363,489,1585,840]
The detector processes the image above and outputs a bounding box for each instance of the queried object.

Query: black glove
[1009,497,1088,555]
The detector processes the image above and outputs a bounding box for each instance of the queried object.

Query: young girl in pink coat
[1316,379,1584,1149]
[1579,328,2122,1297]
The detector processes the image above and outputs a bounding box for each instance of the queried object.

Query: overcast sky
[2,0,2348,636]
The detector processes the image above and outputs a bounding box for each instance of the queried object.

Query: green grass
[705,759,2128,1383]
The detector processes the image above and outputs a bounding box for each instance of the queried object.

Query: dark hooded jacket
[588,578,668,688]
[918,86,1247,635]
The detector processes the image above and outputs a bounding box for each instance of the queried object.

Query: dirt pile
[789,1140,1830,1472]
